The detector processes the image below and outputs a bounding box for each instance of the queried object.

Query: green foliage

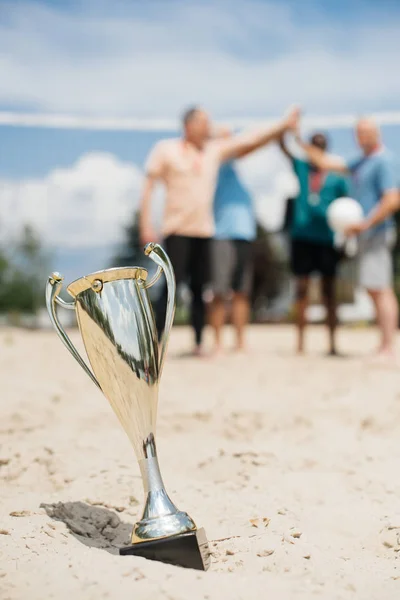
[0,225,48,314]
[111,210,158,302]
[112,210,141,267]
[251,223,287,307]
[174,302,189,326]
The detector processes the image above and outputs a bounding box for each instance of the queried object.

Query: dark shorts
[211,239,253,296]
[290,239,340,278]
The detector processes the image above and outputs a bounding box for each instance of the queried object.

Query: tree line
[2,209,400,325]
[0,225,48,315]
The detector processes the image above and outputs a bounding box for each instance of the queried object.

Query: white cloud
[0,1,399,118]
[0,147,298,250]
[0,153,145,248]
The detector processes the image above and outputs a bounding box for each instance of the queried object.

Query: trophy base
[119,527,211,571]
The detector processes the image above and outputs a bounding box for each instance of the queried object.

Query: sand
[1,325,400,599]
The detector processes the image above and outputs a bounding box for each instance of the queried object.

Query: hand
[344,221,368,237]
[211,125,231,140]
[283,105,301,132]
[140,225,158,246]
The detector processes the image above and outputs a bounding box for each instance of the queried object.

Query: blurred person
[140,106,299,356]
[296,118,399,362]
[209,127,256,354]
[280,132,350,355]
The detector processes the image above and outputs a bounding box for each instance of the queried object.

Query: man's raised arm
[216,107,300,162]
[295,137,348,173]
[278,134,294,161]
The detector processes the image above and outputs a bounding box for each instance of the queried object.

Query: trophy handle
[46,272,102,390]
[143,243,176,376]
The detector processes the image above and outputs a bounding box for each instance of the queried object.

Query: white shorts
[358,229,396,291]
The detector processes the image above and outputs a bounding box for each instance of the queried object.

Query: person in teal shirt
[280,133,349,355]
[296,118,399,363]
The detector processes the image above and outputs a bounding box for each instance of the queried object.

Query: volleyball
[327,197,363,233]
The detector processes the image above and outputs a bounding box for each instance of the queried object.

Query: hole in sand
[41,501,132,554]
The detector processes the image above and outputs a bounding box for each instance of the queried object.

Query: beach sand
[1,325,400,599]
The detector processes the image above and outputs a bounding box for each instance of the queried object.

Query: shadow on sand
[41,501,132,555]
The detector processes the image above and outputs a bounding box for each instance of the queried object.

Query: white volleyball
[327,197,363,233]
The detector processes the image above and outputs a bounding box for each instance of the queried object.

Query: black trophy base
[120,528,211,571]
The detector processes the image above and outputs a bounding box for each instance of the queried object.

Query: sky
[0,0,399,283]
[2,0,400,118]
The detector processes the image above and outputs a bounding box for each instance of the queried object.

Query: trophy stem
[138,435,178,517]
[139,456,165,495]
[138,455,178,518]
[127,453,210,569]
[131,452,197,544]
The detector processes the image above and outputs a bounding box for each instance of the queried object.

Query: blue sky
[0,0,399,282]
[1,0,399,177]
[2,0,400,118]
[0,125,343,179]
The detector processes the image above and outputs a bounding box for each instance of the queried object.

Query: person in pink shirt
[140,106,299,356]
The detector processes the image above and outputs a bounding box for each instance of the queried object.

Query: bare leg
[322,276,337,355]
[294,277,309,354]
[209,294,226,354]
[368,287,398,357]
[231,292,250,352]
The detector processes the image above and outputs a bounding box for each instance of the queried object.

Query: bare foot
[192,346,209,359]
[232,345,249,355]
[327,348,342,357]
[210,346,226,358]
[175,346,209,359]
[366,350,397,367]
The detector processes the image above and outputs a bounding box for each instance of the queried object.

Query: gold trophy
[45,243,210,570]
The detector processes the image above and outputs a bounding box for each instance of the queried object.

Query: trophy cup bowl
[45,243,210,571]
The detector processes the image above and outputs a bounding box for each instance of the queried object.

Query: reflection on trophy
[45,243,210,571]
